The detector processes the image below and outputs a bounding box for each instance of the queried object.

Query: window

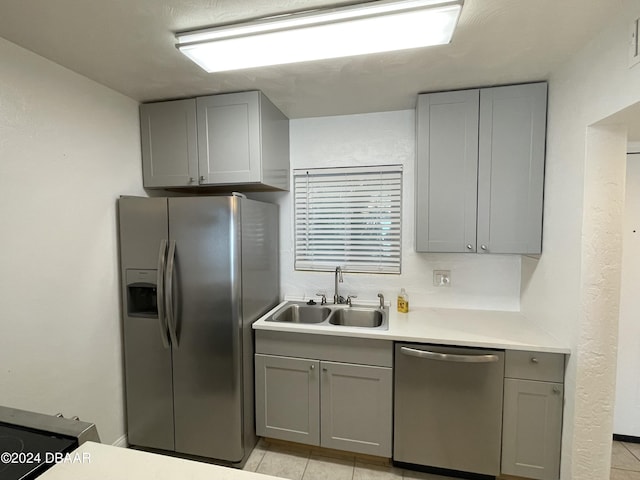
[294,165,402,274]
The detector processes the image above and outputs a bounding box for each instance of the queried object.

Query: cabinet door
[502,379,563,480]
[197,92,261,185]
[416,90,479,252]
[140,99,198,188]
[477,83,547,254]
[320,361,392,457]
[255,354,320,446]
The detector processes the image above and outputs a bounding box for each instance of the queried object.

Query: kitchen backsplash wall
[252,110,522,311]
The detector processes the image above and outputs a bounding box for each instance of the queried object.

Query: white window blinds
[294,165,402,274]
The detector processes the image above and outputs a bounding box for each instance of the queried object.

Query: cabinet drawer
[505,351,564,382]
[255,330,393,367]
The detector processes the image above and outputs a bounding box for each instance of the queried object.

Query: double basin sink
[266,301,389,330]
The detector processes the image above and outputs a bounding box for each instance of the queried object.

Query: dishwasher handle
[400,346,499,363]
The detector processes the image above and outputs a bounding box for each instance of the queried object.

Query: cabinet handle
[530,357,539,364]
[322,367,328,372]
[480,244,488,251]
[310,365,315,370]
[199,175,205,182]
[552,386,561,394]
[466,244,473,250]
[188,177,195,183]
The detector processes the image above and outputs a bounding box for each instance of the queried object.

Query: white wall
[255,110,522,311]
[520,1,640,478]
[0,38,144,444]
[614,153,640,436]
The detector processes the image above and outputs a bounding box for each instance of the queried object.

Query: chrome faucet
[377,293,385,309]
[334,266,344,304]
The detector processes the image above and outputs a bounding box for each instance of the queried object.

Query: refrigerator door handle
[156,239,170,349]
[165,240,179,348]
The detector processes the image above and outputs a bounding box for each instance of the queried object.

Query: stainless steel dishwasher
[394,343,505,477]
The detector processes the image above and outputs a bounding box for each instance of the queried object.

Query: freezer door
[168,196,243,461]
[118,197,174,451]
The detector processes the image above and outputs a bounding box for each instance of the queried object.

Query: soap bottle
[397,288,409,313]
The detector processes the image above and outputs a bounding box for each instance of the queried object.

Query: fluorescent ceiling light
[176,0,463,73]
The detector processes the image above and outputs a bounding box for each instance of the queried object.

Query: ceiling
[0,0,623,118]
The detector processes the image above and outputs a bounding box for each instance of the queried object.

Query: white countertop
[38,442,279,480]
[253,299,570,354]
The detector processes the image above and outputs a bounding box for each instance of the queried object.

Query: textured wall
[254,110,522,311]
[0,38,144,444]
[574,126,626,479]
[520,1,640,478]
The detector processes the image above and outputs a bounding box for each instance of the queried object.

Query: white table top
[38,442,279,480]
[253,299,570,354]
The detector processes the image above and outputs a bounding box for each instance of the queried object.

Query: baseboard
[614,434,640,444]
[112,434,128,448]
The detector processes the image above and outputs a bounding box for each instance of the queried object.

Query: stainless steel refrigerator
[118,195,278,465]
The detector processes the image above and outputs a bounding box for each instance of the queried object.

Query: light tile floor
[612,441,640,479]
[244,439,640,480]
[243,439,461,480]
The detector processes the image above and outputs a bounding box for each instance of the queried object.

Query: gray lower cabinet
[501,351,565,480]
[254,338,393,458]
[416,82,547,254]
[140,91,289,190]
[320,361,392,456]
[255,354,320,445]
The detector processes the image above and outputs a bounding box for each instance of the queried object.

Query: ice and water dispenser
[126,269,158,318]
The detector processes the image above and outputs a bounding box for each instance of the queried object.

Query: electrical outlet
[433,270,451,287]
[630,17,640,68]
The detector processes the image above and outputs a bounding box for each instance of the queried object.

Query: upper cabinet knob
[530,357,539,364]
[466,244,473,250]
[480,245,488,251]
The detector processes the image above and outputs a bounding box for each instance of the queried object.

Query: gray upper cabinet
[140,91,289,191]
[416,89,480,252]
[416,82,547,254]
[477,83,547,254]
[197,91,289,189]
[140,99,198,188]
